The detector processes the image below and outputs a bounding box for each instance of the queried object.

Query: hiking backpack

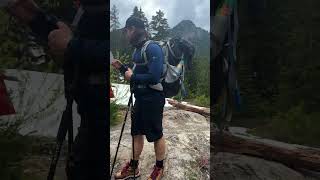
[133,38,189,98]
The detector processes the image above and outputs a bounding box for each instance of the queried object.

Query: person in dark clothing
[3,0,108,179]
[112,16,166,180]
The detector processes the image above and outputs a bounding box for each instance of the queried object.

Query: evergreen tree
[130,6,150,35]
[150,10,170,40]
[131,6,140,17]
[110,5,120,31]
[138,7,150,36]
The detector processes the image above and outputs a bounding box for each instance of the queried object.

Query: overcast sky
[110,0,210,31]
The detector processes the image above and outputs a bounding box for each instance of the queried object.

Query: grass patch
[174,94,210,108]
[110,101,122,126]
[249,103,320,148]
[191,95,210,108]
[184,96,210,108]
[0,127,32,180]
[0,132,66,180]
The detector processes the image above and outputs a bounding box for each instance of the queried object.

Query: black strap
[28,10,58,42]
[83,4,107,14]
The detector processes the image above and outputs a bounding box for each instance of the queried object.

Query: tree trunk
[167,98,210,117]
[212,129,320,172]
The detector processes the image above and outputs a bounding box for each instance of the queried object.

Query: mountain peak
[177,20,196,27]
[169,20,209,57]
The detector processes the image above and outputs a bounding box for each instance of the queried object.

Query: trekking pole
[48,65,77,180]
[47,98,73,180]
[130,82,136,180]
[110,92,133,178]
[132,132,136,180]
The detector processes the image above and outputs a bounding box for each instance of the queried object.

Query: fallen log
[167,98,210,117]
[212,128,320,173]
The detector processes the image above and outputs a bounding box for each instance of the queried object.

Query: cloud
[110,0,210,31]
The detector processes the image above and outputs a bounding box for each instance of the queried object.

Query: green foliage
[193,95,210,107]
[130,6,150,34]
[251,103,320,147]
[138,7,150,34]
[150,10,170,40]
[0,10,23,70]
[110,101,120,126]
[183,56,210,107]
[110,5,121,31]
[131,6,140,18]
[0,117,33,180]
[234,0,320,147]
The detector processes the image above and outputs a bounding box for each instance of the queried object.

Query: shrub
[252,102,320,147]
[110,101,120,126]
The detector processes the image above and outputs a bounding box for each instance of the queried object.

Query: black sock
[156,160,164,168]
[130,159,139,168]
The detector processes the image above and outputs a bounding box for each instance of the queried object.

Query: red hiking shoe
[114,161,140,179]
[147,165,164,180]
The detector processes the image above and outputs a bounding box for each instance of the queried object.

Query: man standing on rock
[112,16,166,180]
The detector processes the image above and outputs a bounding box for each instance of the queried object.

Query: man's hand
[124,68,133,81]
[48,22,72,55]
[111,59,122,69]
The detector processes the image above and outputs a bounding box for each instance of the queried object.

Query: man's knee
[154,135,165,144]
[133,135,144,144]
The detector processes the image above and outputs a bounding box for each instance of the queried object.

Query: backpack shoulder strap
[162,41,169,64]
[167,39,183,59]
[134,40,153,66]
[140,40,168,64]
